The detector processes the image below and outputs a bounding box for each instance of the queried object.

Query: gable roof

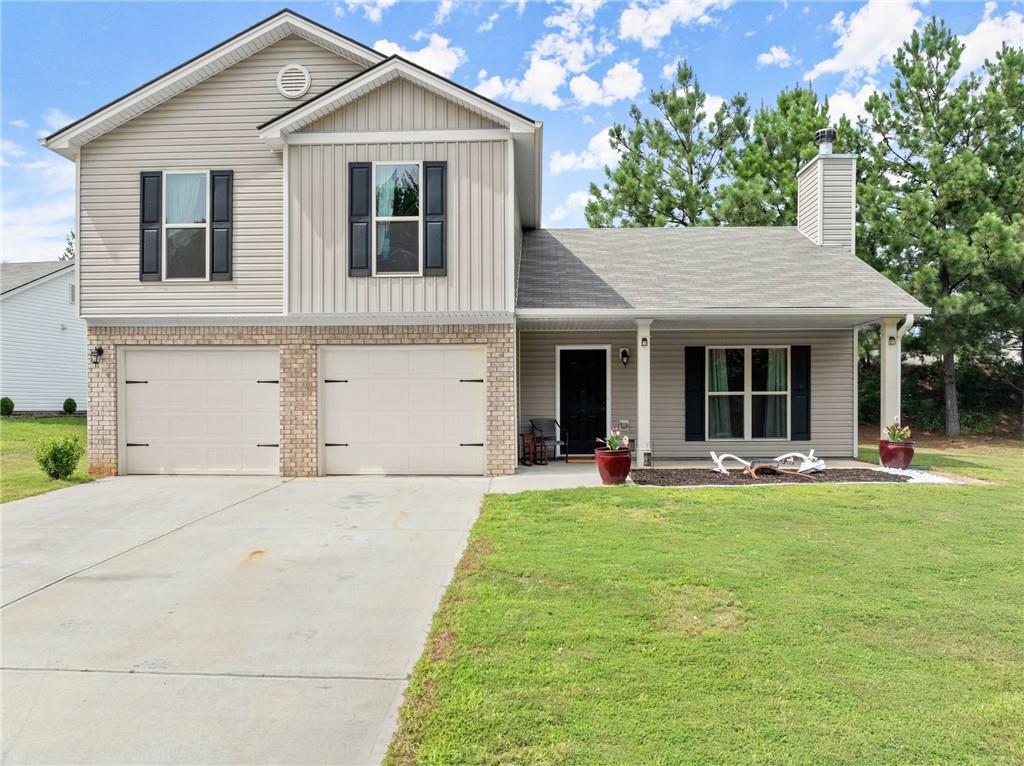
[0,260,74,297]
[40,9,384,159]
[517,228,928,323]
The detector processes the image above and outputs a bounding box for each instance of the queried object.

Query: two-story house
[42,9,927,478]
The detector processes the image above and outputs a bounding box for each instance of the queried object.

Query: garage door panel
[367,381,411,412]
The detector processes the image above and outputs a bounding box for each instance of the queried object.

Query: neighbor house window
[373,162,421,275]
[707,347,789,440]
[164,171,208,280]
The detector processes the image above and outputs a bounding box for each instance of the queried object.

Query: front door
[559,349,607,455]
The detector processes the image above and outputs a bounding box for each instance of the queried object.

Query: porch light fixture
[90,346,104,365]
[641,337,648,347]
[620,348,630,367]
[887,336,897,346]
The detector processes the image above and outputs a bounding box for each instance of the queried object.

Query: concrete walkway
[1,476,487,765]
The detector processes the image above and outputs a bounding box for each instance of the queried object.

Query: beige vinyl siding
[301,77,501,132]
[287,140,508,313]
[518,329,856,458]
[797,162,820,244]
[517,331,638,435]
[79,36,365,317]
[821,157,854,251]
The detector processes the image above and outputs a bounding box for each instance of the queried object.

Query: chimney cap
[814,127,837,145]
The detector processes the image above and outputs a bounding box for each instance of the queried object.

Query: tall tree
[60,230,75,261]
[716,86,857,226]
[585,62,748,227]
[859,18,992,436]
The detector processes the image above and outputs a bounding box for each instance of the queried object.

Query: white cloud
[619,0,734,49]
[477,12,499,32]
[41,107,72,133]
[829,78,877,123]
[477,54,568,109]
[433,0,455,25]
[581,114,595,125]
[1,139,26,159]
[548,190,591,223]
[703,93,726,119]
[804,0,922,82]
[20,156,76,194]
[959,2,1024,75]
[0,195,75,262]
[757,45,794,68]
[662,60,681,80]
[334,0,397,24]
[549,127,620,174]
[8,119,29,129]
[570,60,643,106]
[374,34,467,78]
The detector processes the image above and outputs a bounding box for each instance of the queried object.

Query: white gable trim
[41,10,385,159]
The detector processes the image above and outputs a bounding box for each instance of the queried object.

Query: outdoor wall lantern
[887,336,897,346]
[641,337,649,347]
[620,348,630,367]
[90,346,104,365]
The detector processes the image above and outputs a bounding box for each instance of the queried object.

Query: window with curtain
[164,172,208,280]
[706,347,790,440]
[374,163,420,274]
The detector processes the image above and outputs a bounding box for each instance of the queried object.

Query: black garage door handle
[460,443,484,447]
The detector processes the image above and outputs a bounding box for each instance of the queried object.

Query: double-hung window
[164,171,209,280]
[707,346,790,440]
[373,162,421,275]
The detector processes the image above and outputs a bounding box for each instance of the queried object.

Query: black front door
[559,349,607,455]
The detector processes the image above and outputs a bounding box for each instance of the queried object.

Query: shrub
[1,397,12,417]
[63,398,77,415]
[35,436,85,480]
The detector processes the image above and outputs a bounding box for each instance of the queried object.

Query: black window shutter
[684,346,706,442]
[139,172,162,281]
[349,162,372,277]
[791,345,812,441]
[209,170,233,281]
[423,161,447,276]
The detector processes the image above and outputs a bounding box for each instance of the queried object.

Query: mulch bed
[630,468,910,486]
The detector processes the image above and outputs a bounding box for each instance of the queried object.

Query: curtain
[758,348,787,437]
[376,167,396,217]
[708,349,729,392]
[165,173,206,224]
[766,349,787,391]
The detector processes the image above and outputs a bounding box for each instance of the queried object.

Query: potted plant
[879,420,915,469]
[595,429,632,485]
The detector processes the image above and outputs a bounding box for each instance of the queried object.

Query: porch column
[879,315,914,438]
[636,319,652,466]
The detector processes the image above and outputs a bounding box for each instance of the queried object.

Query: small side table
[520,431,538,465]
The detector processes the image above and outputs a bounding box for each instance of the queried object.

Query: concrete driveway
[1,475,487,765]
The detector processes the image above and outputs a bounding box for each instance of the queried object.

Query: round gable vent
[277,64,311,99]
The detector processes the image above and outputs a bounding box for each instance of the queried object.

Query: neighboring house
[41,9,927,477]
[0,260,87,412]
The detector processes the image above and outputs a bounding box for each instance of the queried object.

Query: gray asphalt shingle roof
[0,260,73,296]
[517,228,926,312]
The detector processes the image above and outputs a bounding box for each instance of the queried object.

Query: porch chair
[530,418,570,463]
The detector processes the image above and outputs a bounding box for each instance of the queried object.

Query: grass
[0,416,91,503]
[387,437,1024,765]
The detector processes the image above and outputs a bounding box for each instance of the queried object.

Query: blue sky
[1,0,1021,262]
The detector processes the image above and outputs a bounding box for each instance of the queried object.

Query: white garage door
[322,346,485,475]
[123,348,279,475]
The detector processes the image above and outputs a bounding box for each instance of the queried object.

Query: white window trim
[370,160,423,278]
[162,170,210,282]
[705,346,791,441]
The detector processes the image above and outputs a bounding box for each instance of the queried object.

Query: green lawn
[0,416,91,503]
[388,439,1024,765]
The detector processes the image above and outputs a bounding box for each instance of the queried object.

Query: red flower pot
[595,448,632,485]
[878,439,915,469]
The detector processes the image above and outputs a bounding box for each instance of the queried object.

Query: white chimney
[796,127,856,252]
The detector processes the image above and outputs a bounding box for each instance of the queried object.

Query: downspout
[897,313,915,341]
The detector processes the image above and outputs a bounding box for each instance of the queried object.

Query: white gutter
[516,307,931,319]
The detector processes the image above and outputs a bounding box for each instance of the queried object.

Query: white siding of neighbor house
[287,140,508,314]
[78,35,366,317]
[518,329,856,458]
[1,271,88,410]
[300,77,501,132]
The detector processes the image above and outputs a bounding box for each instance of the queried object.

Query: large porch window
[707,346,790,440]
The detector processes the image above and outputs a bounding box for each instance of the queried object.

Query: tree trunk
[943,342,961,437]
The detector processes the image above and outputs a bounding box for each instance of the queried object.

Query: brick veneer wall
[86,324,517,478]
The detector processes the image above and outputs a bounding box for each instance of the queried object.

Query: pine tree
[60,230,75,261]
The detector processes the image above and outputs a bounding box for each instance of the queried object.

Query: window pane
[708,348,745,392]
[752,395,787,438]
[376,164,419,217]
[752,348,788,391]
[166,228,206,278]
[709,395,744,439]
[376,221,419,273]
[165,173,207,224]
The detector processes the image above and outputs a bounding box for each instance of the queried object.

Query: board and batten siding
[287,140,508,314]
[300,77,501,132]
[1,271,87,410]
[78,36,366,317]
[518,329,856,458]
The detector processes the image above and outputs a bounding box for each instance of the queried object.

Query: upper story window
[707,346,790,440]
[374,162,421,276]
[164,171,209,280]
